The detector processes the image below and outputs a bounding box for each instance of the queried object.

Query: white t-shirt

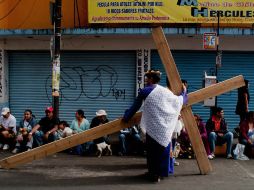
[0,114,17,134]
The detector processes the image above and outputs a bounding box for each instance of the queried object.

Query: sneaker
[12,148,19,154]
[174,161,180,166]
[211,153,215,158]
[0,143,3,149]
[3,144,9,150]
[208,155,214,160]
[27,148,32,151]
[227,154,233,159]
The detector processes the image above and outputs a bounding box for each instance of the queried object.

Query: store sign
[136,49,150,95]
[88,0,254,24]
[203,33,217,50]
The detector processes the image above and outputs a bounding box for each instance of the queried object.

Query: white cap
[1,107,10,116]
[96,110,107,116]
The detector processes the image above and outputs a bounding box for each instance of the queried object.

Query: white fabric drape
[141,85,183,147]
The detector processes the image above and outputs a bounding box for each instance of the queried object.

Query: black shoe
[150,175,160,183]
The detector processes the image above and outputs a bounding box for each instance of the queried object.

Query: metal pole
[52,0,62,118]
[215,12,220,107]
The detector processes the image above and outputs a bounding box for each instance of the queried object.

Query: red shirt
[212,116,221,132]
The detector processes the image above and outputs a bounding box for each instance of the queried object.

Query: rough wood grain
[152,26,212,174]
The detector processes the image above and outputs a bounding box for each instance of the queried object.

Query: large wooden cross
[0,27,245,174]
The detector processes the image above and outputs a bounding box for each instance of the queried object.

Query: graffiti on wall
[45,65,126,103]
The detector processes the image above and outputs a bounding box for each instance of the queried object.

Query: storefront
[8,50,136,123]
[151,50,254,129]
[0,32,253,129]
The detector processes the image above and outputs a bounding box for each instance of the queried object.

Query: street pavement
[0,152,254,190]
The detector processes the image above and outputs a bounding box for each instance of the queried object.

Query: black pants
[146,134,170,177]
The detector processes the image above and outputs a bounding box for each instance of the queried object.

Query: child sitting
[56,121,73,140]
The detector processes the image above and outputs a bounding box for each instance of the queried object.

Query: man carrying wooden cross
[123,70,187,182]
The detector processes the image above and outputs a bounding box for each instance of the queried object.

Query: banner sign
[203,33,217,50]
[88,0,254,24]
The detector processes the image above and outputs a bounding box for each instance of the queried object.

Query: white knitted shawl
[141,85,183,147]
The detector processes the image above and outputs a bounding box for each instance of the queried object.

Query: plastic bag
[233,143,249,160]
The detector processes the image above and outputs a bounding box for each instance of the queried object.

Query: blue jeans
[119,133,141,154]
[34,131,57,147]
[209,132,233,156]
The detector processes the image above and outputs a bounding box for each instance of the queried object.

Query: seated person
[177,114,212,159]
[56,121,73,140]
[90,110,110,145]
[89,110,110,156]
[194,114,213,159]
[206,107,233,159]
[0,107,17,151]
[28,106,60,147]
[118,124,143,156]
[12,109,37,154]
[70,110,90,154]
[239,111,254,157]
[70,110,90,134]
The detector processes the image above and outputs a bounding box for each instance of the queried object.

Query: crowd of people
[0,106,144,156]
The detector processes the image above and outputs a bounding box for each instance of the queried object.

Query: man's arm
[219,119,229,134]
[28,124,40,141]
[30,124,40,134]
[7,117,16,134]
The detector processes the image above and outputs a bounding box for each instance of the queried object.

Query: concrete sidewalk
[0,152,254,190]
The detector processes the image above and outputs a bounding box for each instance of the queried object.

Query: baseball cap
[45,106,54,112]
[96,110,107,116]
[1,107,10,116]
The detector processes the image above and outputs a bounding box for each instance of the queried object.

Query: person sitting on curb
[0,107,17,151]
[56,121,73,140]
[206,107,233,159]
[118,124,143,156]
[239,111,254,158]
[70,109,90,155]
[90,110,110,145]
[12,109,37,154]
[28,106,60,147]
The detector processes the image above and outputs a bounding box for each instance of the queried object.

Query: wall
[1,35,254,51]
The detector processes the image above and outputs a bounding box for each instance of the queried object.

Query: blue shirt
[123,84,156,121]
[70,118,90,133]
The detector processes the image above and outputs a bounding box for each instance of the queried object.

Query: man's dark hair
[212,107,223,115]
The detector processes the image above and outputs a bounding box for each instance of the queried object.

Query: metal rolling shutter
[9,51,136,124]
[217,52,254,129]
[151,50,254,131]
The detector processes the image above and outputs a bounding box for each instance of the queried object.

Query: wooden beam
[187,75,245,106]
[152,26,212,174]
[151,27,182,94]
[0,113,141,169]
